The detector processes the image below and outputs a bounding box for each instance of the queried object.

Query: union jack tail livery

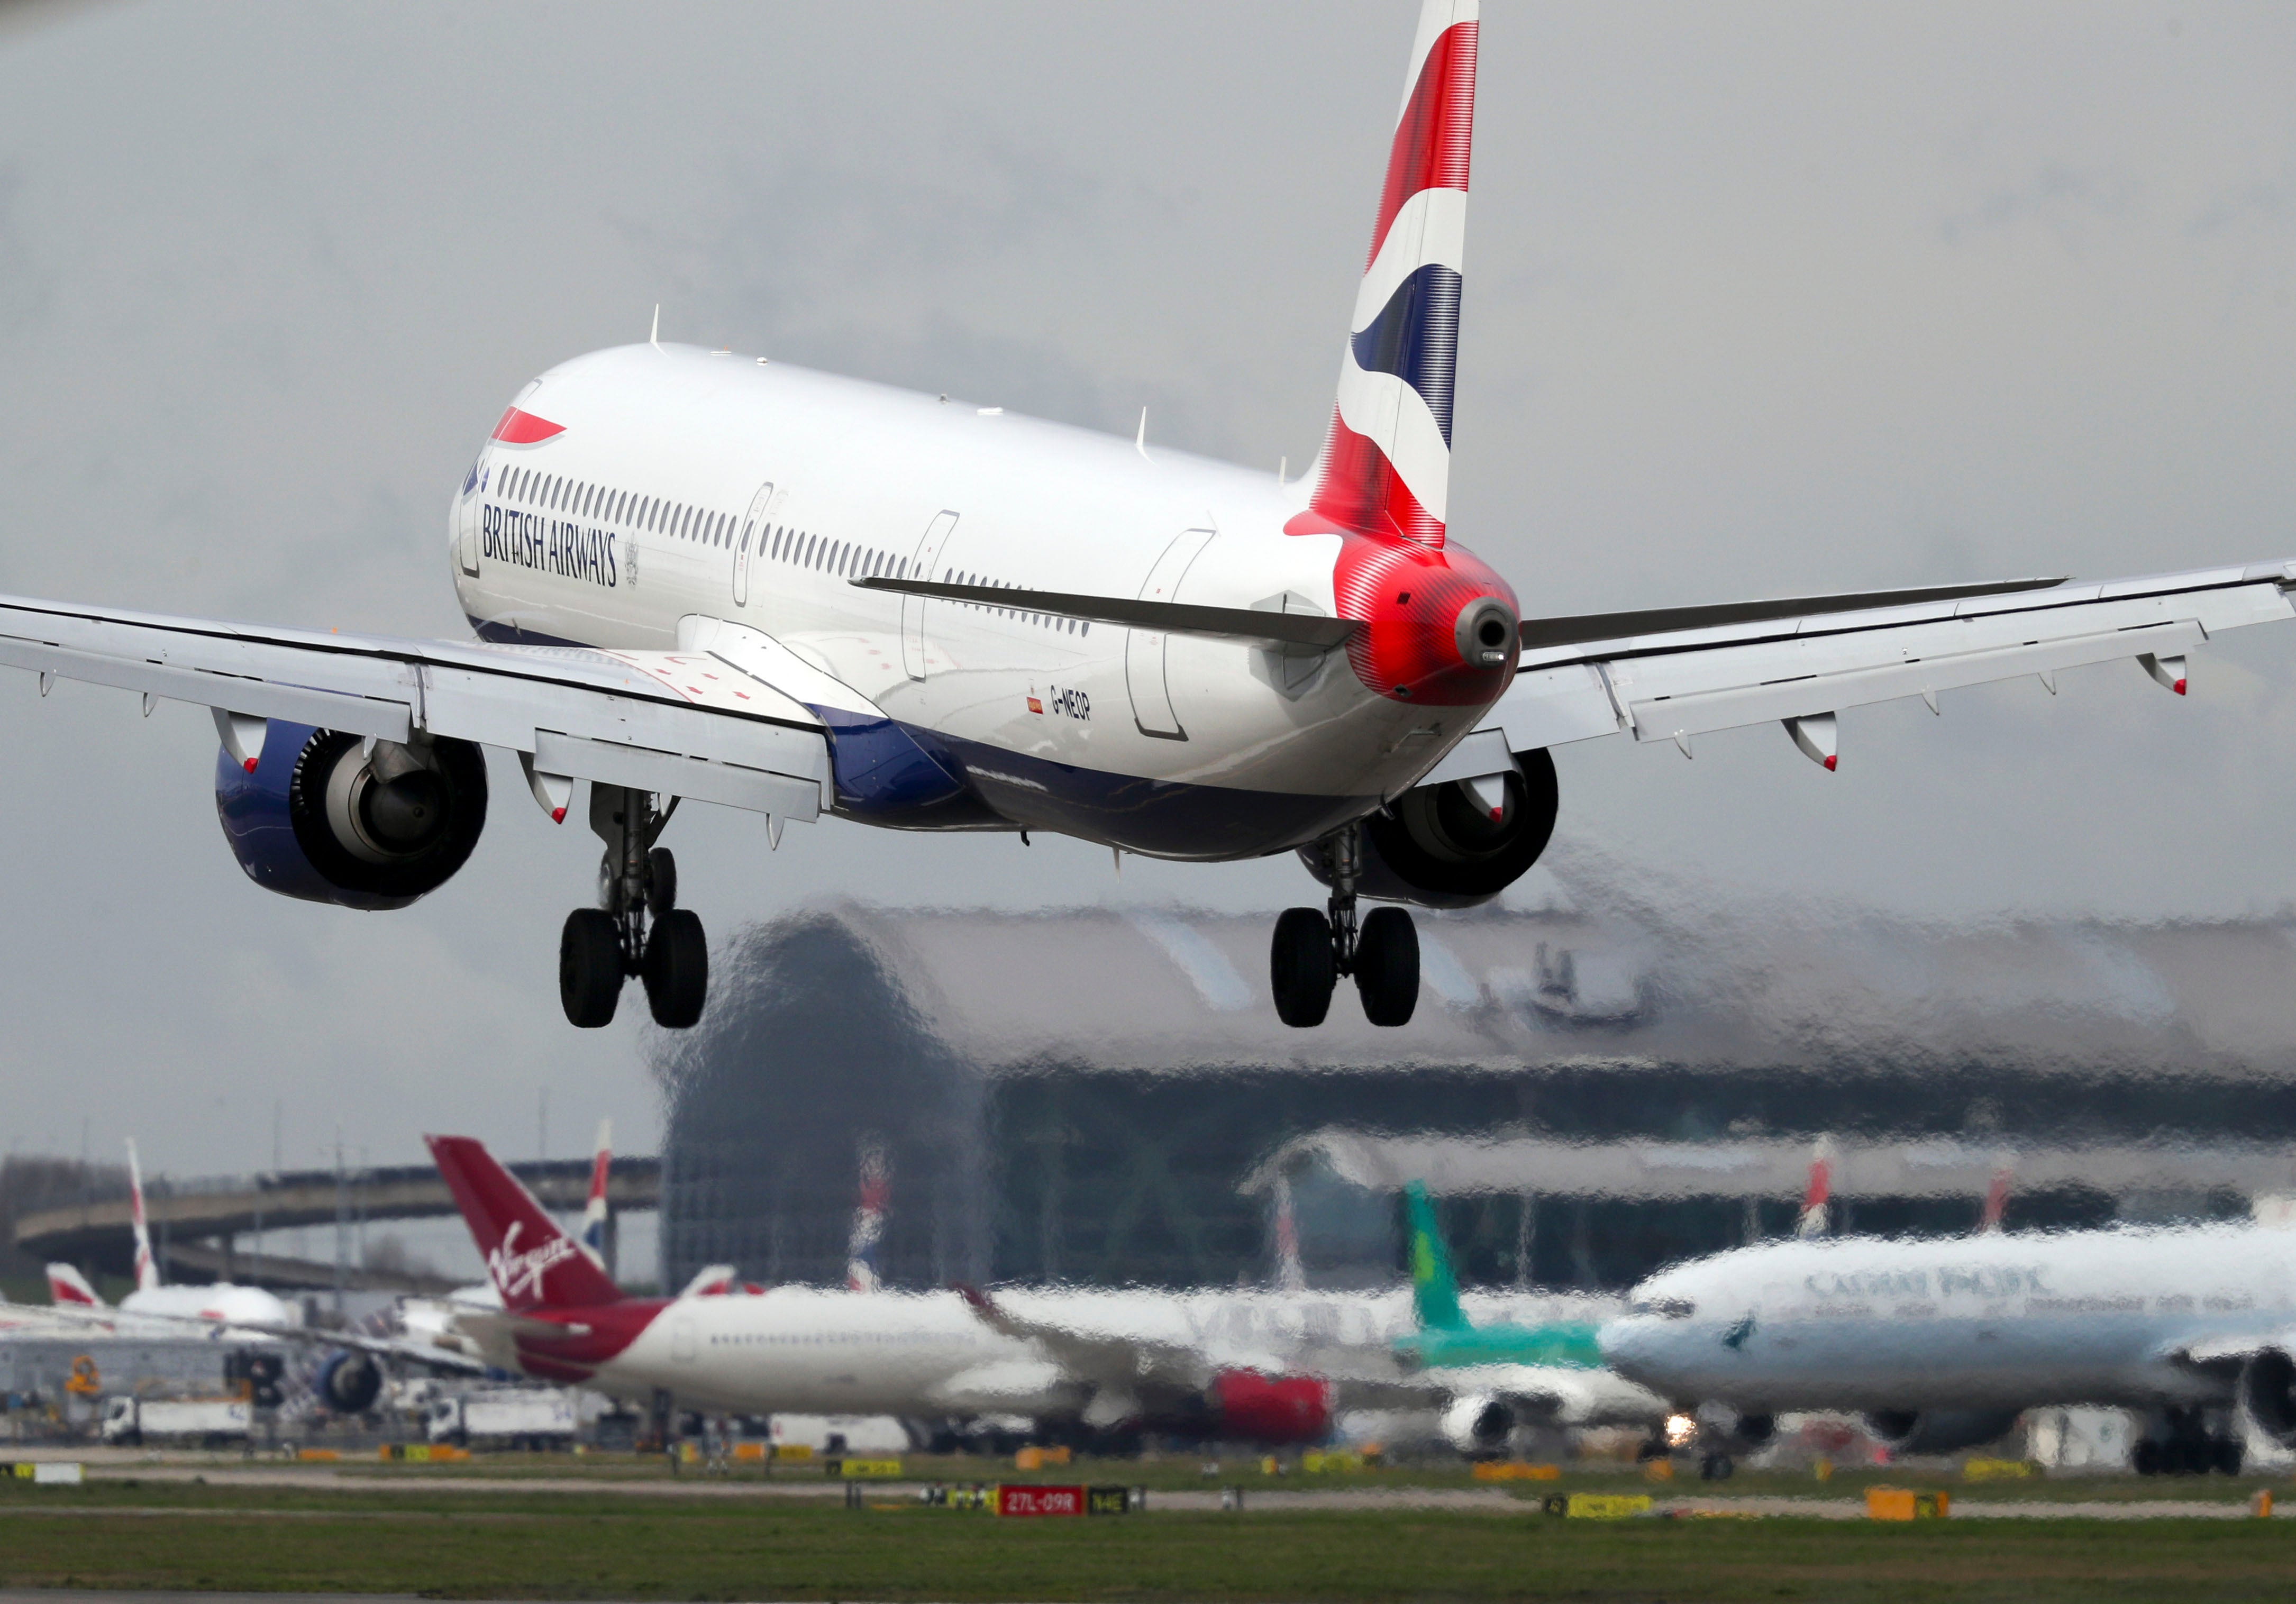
[1305,0,1477,552]
[579,1118,613,1269]
[47,1262,103,1307]
[126,1138,160,1294]
[426,1134,622,1313]
[846,1139,889,1293]
[1978,1160,2013,1234]
[1796,1139,1836,1239]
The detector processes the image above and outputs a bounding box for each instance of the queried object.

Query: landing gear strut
[559,786,707,1030]
[1271,825,1418,1028]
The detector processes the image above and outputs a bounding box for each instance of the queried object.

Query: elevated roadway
[14,1158,659,1288]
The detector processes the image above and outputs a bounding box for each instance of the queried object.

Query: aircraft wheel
[560,908,623,1028]
[1270,907,1336,1027]
[1354,906,1419,1027]
[2213,1437,2244,1476]
[644,908,709,1029]
[647,847,679,916]
[2133,1440,2161,1477]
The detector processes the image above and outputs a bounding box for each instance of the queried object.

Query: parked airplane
[1390,1183,1665,1455]
[429,1130,1542,1446]
[3,4,2288,1033]
[39,1141,298,1333]
[40,1139,482,1411]
[578,1119,614,1271]
[1600,1217,2296,1477]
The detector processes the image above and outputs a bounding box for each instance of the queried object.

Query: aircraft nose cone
[1453,595,1518,670]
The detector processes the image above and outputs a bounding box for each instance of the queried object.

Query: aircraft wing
[0,594,834,821]
[22,1297,491,1373]
[955,1287,1218,1397]
[1438,560,2296,779]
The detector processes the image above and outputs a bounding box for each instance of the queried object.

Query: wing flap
[1478,561,2296,758]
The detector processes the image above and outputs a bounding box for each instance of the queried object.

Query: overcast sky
[0,2,2293,1205]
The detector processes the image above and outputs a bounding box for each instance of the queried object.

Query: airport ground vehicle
[2,2,2286,1032]
[99,1395,251,1447]
[424,1388,578,1448]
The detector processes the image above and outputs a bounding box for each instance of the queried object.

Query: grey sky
[0,3,2291,1184]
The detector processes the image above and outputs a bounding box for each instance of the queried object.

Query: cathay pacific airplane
[1600,1220,2296,1478]
[7,1,2294,1030]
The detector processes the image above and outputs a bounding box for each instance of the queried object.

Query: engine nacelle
[1863,1408,2021,1457]
[215,722,488,910]
[1207,1371,1332,1445]
[315,1350,382,1415]
[2240,1351,2296,1446]
[1303,750,1559,910]
[1440,1392,1514,1457]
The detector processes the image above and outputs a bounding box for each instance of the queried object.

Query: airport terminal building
[651,896,2296,1296]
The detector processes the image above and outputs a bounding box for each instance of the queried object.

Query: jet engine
[1206,1371,1332,1445]
[1305,750,1559,910]
[1863,1408,2021,1456]
[215,721,488,910]
[2239,1351,2296,1446]
[1439,1393,1514,1457]
[315,1350,382,1415]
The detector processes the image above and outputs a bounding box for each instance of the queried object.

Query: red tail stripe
[1366,21,1479,269]
[1301,409,1446,549]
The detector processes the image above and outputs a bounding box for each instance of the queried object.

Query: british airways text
[482,504,618,588]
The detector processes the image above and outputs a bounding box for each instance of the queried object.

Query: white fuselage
[449,345,1496,859]
[1601,1224,2296,1414]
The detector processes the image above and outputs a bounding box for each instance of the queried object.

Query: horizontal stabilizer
[1517,577,2068,652]
[852,577,1359,649]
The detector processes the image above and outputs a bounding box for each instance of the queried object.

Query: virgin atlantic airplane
[7,1,2292,1029]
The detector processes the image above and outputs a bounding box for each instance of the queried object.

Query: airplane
[0,4,2286,1035]
[426,1129,1533,1445]
[38,1140,299,1333]
[40,1138,486,1411]
[1598,1214,2296,1478]
[1390,1182,1666,1455]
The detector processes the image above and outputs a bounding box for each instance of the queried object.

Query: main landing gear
[1271,825,1418,1029]
[560,785,707,1030]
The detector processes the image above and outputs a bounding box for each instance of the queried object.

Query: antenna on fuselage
[1135,407,1149,460]
[650,304,661,351]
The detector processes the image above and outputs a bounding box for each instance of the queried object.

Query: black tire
[560,908,623,1028]
[1270,907,1336,1027]
[2133,1440,2161,1477]
[648,847,678,917]
[1354,906,1419,1026]
[2214,1437,2244,1476]
[644,908,709,1028]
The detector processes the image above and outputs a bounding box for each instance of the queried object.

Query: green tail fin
[1404,1182,1467,1331]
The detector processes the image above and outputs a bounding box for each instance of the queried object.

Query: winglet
[1404,1181,1468,1332]
[126,1138,160,1295]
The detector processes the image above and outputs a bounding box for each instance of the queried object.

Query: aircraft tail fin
[579,1118,613,1269]
[1295,0,1478,550]
[47,1263,104,1308]
[1404,1181,1468,1331]
[126,1138,160,1293]
[1271,1172,1307,1293]
[425,1134,622,1313]
[1796,1138,1836,1238]
[1978,1159,2013,1234]
[845,1138,888,1293]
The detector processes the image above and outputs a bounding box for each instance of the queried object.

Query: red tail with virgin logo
[426,1134,624,1312]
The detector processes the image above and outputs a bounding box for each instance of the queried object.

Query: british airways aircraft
[5,1,2294,1031]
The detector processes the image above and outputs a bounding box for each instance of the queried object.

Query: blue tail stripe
[1347,263,1461,446]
